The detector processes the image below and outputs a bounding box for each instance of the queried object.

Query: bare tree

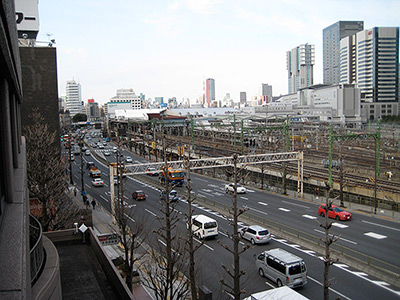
[184,157,203,300]
[318,183,340,300]
[219,154,249,299]
[113,139,147,291]
[24,109,76,231]
[141,137,190,299]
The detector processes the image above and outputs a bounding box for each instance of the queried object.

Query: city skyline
[36,0,399,105]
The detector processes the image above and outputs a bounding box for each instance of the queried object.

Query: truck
[244,286,308,300]
[89,167,101,178]
[73,145,80,155]
[159,167,185,187]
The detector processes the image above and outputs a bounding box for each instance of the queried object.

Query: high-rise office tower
[240,92,247,105]
[287,44,315,93]
[66,80,82,116]
[259,83,273,104]
[206,78,215,107]
[340,27,399,102]
[323,21,364,85]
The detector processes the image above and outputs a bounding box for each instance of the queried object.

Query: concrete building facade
[66,80,82,116]
[110,88,142,110]
[287,44,315,93]
[340,27,399,103]
[323,21,364,85]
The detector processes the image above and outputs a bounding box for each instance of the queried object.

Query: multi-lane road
[65,133,400,299]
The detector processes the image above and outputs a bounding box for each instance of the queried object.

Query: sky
[36,0,399,106]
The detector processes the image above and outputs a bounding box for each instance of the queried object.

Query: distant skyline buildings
[286,43,315,93]
[66,80,82,116]
[258,84,273,105]
[340,27,399,103]
[323,21,364,85]
[206,78,215,107]
[109,88,142,109]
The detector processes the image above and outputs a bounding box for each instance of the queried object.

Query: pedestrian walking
[86,199,90,209]
[91,199,96,209]
[74,187,77,197]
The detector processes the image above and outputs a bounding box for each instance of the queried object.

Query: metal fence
[29,215,45,285]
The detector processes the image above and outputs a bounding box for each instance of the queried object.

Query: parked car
[160,190,179,202]
[132,190,146,201]
[91,178,104,187]
[318,204,352,221]
[126,156,132,163]
[225,183,247,194]
[238,225,271,245]
[104,150,111,156]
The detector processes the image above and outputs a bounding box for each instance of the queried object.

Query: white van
[191,215,218,239]
[255,248,307,288]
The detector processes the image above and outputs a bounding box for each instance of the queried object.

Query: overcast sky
[36,0,399,105]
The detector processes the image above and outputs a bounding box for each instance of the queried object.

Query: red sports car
[318,204,352,221]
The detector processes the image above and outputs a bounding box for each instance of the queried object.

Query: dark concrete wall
[20,47,60,140]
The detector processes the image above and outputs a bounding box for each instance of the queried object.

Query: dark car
[160,190,179,202]
[318,204,352,221]
[132,190,146,201]
[86,162,95,169]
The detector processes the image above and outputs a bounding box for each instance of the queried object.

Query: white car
[225,183,246,194]
[91,178,104,187]
[85,150,90,156]
[126,156,132,163]
[104,150,111,156]
[238,225,271,244]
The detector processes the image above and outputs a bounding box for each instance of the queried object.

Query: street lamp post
[68,139,73,184]
[79,136,86,204]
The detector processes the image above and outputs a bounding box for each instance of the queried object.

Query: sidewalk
[68,186,154,300]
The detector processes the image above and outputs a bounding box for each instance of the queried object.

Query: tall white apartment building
[340,27,399,102]
[287,44,315,94]
[109,88,142,109]
[66,80,82,116]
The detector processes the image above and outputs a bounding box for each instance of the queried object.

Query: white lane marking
[282,200,310,209]
[302,214,317,220]
[193,237,214,251]
[208,184,220,188]
[258,202,268,206]
[362,220,400,232]
[279,208,290,212]
[314,229,357,245]
[307,276,352,300]
[240,197,249,200]
[334,264,400,297]
[74,175,79,179]
[246,189,255,193]
[85,184,91,189]
[202,189,212,193]
[196,178,208,182]
[332,223,349,229]
[145,208,157,217]
[214,192,224,196]
[100,195,109,202]
[364,232,387,239]
[126,214,135,222]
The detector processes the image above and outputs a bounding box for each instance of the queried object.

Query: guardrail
[195,195,400,288]
[29,215,45,285]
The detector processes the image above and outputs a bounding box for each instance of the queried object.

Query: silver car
[239,225,271,245]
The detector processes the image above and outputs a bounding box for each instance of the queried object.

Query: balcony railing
[29,215,45,285]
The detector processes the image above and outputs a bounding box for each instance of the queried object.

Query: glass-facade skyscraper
[340,27,399,103]
[323,21,364,85]
[206,78,215,107]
